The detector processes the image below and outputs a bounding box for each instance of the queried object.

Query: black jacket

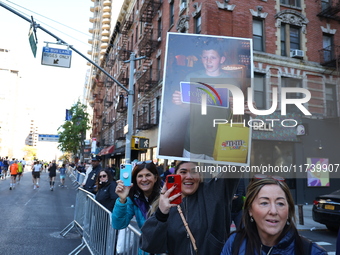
[95,181,118,211]
[140,177,238,255]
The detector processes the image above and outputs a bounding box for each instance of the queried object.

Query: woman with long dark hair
[112,160,161,230]
[95,168,118,211]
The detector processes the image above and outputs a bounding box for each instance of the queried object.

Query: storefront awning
[98,145,115,156]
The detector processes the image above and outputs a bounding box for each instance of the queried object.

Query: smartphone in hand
[166,174,182,204]
[120,164,132,186]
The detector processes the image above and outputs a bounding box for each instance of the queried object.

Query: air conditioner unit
[290,49,304,58]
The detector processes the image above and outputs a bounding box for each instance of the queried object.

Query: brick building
[86,0,340,203]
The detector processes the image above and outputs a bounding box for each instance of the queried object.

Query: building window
[253,19,264,52]
[195,15,201,34]
[280,0,301,7]
[325,84,338,117]
[254,73,266,109]
[156,97,161,124]
[157,57,161,81]
[323,34,333,62]
[321,0,330,11]
[281,24,301,56]
[281,77,302,113]
[170,2,174,26]
[157,18,162,38]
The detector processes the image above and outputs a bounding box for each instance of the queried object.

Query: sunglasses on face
[253,174,285,182]
[136,160,153,165]
[99,175,107,178]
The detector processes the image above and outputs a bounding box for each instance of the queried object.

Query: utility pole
[0,2,143,164]
[124,52,145,164]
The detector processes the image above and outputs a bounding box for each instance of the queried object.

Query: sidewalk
[295,204,327,231]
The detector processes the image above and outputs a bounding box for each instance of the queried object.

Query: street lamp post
[124,52,145,164]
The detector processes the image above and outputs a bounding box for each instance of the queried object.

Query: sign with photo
[157,33,253,166]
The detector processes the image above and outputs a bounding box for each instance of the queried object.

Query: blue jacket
[221,230,327,255]
[111,196,147,230]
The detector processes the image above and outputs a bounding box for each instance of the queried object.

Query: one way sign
[41,47,72,68]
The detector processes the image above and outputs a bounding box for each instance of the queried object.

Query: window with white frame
[280,0,301,7]
[195,15,201,34]
[323,34,334,62]
[253,19,264,52]
[281,24,301,56]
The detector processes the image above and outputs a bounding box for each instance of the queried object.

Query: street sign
[41,47,72,68]
[28,27,37,58]
[38,134,60,142]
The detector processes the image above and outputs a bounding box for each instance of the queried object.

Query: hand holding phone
[166,174,182,204]
[120,164,132,186]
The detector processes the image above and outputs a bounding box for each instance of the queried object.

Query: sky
[0,0,124,134]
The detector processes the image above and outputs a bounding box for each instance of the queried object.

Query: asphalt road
[0,168,91,255]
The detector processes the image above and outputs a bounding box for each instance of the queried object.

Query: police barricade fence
[64,194,143,255]
[60,187,95,237]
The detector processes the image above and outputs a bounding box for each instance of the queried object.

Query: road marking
[315,241,332,246]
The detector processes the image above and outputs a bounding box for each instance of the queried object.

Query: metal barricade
[60,187,95,237]
[116,224,141,255]
[81,195,118,255]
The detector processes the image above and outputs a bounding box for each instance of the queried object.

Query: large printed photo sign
[157,33,253,166]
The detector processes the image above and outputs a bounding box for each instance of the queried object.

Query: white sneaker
[33,185,36,189]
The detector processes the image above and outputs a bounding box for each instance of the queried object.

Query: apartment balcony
[102,36,110,42]
[138,28,160,57]
[319,45,340,67]
[137,111,157,130]
[103,12,111,18]
[137,68,162,92]
[317,0,340,21]
[139,0,162,23]
[103,0,111,6]
[102,18,111,24]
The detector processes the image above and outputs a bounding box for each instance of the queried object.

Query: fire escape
[317,0,340,70]
[137,67,162,93]
[136,99,158,130]
[317,0,340,21]
[139,0,162,23]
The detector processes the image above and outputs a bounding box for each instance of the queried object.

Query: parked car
[312,189,340,232]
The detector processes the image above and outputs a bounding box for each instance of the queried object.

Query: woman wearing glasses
[94,169,118,211]
[112,160,162,231]
[221,176,327,255]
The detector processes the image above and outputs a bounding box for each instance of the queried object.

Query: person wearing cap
[82,155,102,194]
